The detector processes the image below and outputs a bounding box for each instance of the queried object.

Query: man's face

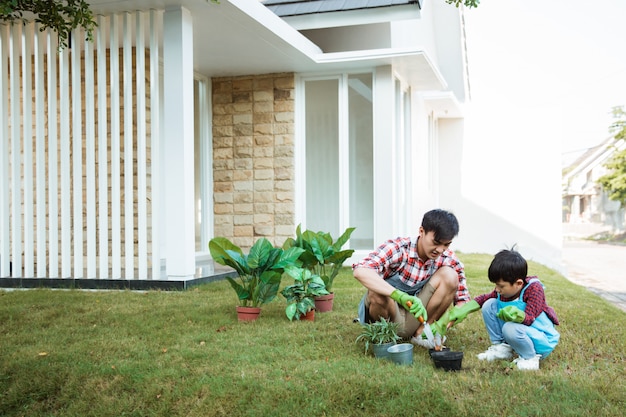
[417,228,452,261]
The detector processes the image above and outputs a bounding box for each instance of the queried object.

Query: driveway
[561,238,626,312]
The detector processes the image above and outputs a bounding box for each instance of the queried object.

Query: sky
[462,0,626,166]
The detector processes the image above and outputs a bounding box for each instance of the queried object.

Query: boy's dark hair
[421,209,459,241]
[488,249,528,284]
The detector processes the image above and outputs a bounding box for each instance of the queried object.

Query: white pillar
[163,7,195,278]
[373,66,394,243]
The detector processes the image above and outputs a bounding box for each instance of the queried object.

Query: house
[0,0,563,288]
[562,135,625,234]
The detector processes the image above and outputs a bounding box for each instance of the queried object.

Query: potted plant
[282,225,355,312]
[355,317,401,359]
[280,265,329,321]
[209,237,305,321]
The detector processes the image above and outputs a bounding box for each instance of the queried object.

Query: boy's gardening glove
[497,305,525,323]
[447,299,480,327]
[390,290,427,321]
[430,319,447,337]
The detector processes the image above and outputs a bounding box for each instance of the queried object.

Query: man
[353,209,470,348]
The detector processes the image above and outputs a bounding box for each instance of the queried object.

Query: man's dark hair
[488,249,528,284]
[421,209,459,241]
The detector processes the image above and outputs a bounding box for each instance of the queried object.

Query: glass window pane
[305,79,340,234]
[348,74,373,249]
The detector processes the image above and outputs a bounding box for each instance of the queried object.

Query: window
[302,74,373,249]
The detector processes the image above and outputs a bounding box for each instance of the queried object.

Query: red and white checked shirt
[352,236,470,305]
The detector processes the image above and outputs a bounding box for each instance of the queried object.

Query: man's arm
[353,267,396,296]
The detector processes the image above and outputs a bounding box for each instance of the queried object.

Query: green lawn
[0,253,624,416]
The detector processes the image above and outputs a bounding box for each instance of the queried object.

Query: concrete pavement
[561,237,626,312]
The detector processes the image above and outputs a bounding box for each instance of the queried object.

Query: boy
[353,209,470,348]
[442,248,560,370]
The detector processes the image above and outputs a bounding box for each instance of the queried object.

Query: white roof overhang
[87,0,446,89]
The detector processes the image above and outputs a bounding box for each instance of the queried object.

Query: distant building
[562,136,625,233]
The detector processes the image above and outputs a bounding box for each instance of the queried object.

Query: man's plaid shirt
[352,236,470,305]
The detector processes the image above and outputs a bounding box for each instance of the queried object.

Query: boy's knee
[482,298,498,317]
[501,322,522,339]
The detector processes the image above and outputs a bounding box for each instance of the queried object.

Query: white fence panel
[0,11,163,281]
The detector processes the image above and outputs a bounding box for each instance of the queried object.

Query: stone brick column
[212,73,295,250]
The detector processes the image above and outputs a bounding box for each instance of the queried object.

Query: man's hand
[390,290,427,321]
[447,299,480,326]
[496,305,525,323]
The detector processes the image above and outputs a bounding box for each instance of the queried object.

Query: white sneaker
[477,343,514,361]
[513,355,541,371]
[410,334,435,349]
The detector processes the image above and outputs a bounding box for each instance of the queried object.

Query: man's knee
[366,291,395,321]
[367,290,388,307]
[430,266,458,293]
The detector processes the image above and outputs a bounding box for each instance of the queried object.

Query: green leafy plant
[209,237,305,308]
[280,265,329,321]
[446,0,480,8]
[355,317,401,354]
[282,225,355,292]
[0,0,97,49]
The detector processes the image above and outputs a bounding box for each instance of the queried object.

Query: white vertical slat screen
[110,14,122,279]
[85,32,96,278]
[60,44,71,278]
[123,13,134,278]
[34,26,46,278]
[22,24,34,278]
[9,24,23,277]
[0,24,9,278]
[97,15,109,278]
[136,12,147,280]
[46,31,59,278]
[72,28,83,278]
[150,10,161,280]
[0,10,163,280]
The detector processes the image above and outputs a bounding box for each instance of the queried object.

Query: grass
[0,253,624,417]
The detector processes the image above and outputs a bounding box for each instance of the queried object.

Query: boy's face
[417,228,452,261]
[494,279,524,298]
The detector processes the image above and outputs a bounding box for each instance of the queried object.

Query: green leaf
[283,265,303,281]
[260,270,282,285]
[247,238,272,269]
[333,227,355,251]
[285,303,298,321]
[253,281,279,306]
[272,247,304,270]
[208,237,242,265]
[309,235,330,264]
[226,277,250,302]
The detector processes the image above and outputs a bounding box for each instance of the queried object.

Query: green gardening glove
[430,319,447,337]
[497,305,525,323]
[390,290,427,321]
[447,299,480,327]
[427,310,450,337]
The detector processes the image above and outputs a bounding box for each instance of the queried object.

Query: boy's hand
[390,290,427,321]
[497,305,525,323]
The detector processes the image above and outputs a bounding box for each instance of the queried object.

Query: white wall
[439,103,564,273]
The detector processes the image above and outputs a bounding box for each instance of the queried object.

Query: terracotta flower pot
[314,293,334,313]
[236,306,261,322]
[300,309,315,321]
